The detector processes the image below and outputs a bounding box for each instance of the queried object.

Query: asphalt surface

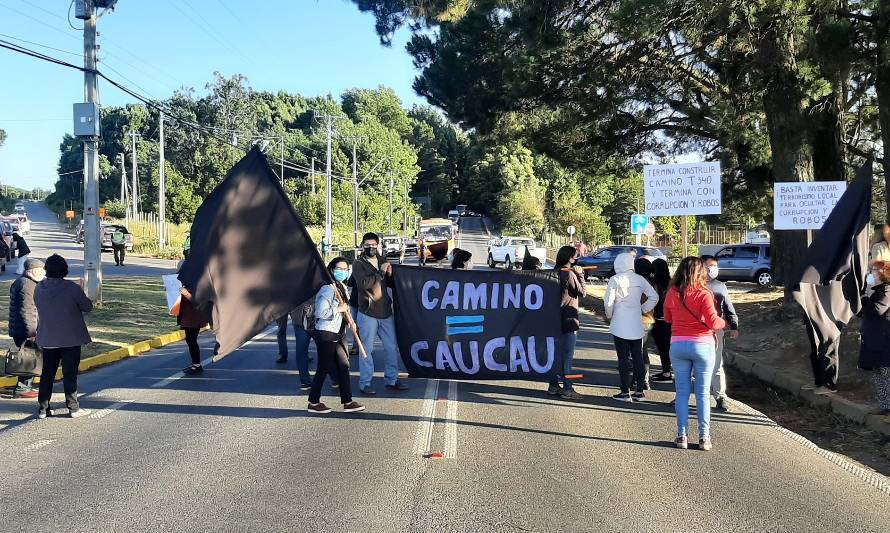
[0,201,179,282]
[0,214,887,531]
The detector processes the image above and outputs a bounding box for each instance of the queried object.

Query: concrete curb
[726,348,890,439]
[1,328,191,388]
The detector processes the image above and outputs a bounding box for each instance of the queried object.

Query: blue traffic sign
[631,214,649,235]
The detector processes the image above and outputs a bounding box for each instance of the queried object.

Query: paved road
[0,201,178,282]
[0,214,888,530]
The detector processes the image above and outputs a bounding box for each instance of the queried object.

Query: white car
[455,204,468,216]
[12,213,30,235]
[487,236,548,269]
[14,203,25,213]
[380,235,403,258]
[447,209,460,223]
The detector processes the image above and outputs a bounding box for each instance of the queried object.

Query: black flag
[178,146,331,358]
[792,161,873,389]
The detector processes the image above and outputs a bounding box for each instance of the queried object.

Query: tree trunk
[877,0,890,222]
[810,89,847,183]
[758,27,814,291]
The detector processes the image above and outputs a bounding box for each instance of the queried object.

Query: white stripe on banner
[413,379,440,455]
[444,380,459,459]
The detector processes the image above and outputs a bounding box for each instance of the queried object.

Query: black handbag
[3,340,43,377]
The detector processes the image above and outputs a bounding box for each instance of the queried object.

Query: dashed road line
[414,379,440,456]
[23,439,55,452]
[444,380,459,459]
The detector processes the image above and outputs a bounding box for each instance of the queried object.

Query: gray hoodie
[34,278,93,348]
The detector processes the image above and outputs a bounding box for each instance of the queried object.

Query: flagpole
[332,283,368,358]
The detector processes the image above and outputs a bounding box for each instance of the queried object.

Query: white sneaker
[68,408,92,419]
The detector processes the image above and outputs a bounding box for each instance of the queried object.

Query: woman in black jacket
[650,258,673,382]
[860,260,890,417]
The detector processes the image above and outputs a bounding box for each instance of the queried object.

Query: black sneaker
[385,380,409,391]
[276,355,288,364]
[632,392,646,402]
[359,387,377,396]
[183,364,203,375]
[612,392,632,403]
[651,373,673,382]
[715,398,729,412]
[299,382,312,391]
[307,403,332,414]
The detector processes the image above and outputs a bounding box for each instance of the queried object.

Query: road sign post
[567,225,576,241]
[630,214,649,246]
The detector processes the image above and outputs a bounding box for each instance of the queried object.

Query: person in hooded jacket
[7,257,45,398]
[33,255,93,419]
[547,246,588,399]
[860,260,890,418]
[604,252,658,402]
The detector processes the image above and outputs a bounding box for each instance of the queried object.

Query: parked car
[487,237,548,269]
[11,213,30,235]
[576,246,666,279]
[1,216,21,235]
[100,224,134,252]
[381,235,403,258]
[712,243,772,287]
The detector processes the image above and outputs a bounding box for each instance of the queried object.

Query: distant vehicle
[712,243,772,287]
[14,203,25,213]
[576,246,666,279]
[746,229,770,244]
[11,213,30,235]
[447,209,461,223]
[418,218,454,261]
[455,204,468,216]
[1,216,21,234]
[487,237,548,269]
[403,237,418,254]
[380,235,403,258]
[100,224,134,252]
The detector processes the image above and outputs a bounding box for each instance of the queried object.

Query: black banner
[392,266,562,380]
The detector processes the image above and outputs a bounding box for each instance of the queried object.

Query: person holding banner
[349,233,408,395]
[664,257,726,451]
[548,246,588,399]
[308,258,366,414]
[604,253,658,402]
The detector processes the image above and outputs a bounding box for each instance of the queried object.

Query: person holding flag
[307,258,366,414]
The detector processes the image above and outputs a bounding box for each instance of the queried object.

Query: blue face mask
[333,270,349,282]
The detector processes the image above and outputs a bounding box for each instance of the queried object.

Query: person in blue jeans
[663,256,726,451]
[348,232,408,395]
[548,245,587,399]
[276,302,314,390]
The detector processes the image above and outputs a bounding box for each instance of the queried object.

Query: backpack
[112,230,126,245]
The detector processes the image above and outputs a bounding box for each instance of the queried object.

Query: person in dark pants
[307,258,365,414]
[547,246,587,399]
[276,302,315,391]
[33,255,93,419]
[650,258,673,382]
[178,287,210,375]
[860,260,890,418]
[111,227,127,266]
[7,257,45,398]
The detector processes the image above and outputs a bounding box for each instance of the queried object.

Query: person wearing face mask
[701,255,740,412]
[6,257,45,399]
[548,246,588,399]
[859,261,890,419]
[348,232,408,395]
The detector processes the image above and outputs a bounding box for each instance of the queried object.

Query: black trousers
[184,328,201,365]
[613,336,646,393]
[113,244,126,265]
[38,346,81,411]
[11,337,33,389]
[309,336,352,405]
[651,320,672,374]
[805,320,839,389]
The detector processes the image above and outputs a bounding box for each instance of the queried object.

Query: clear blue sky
[0,0,421,190]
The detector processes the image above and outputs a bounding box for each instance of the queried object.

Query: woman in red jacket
[664,257,726,451]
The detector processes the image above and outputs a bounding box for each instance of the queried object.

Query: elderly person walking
[33,255,93,419]
[7,257,45,398]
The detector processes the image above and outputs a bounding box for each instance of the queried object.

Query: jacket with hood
[348,254,394,319]
[9,272,39,340]
[12,234,30,257]
[34,277,92,347]
[603,253,659,340]
[557,268,587,333]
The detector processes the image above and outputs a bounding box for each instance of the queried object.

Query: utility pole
[80,1,102,301]
[279,136,284,187]
[388,168,394,234]
[158,112,166,247]
[128,130,140,217]
[118,153,129,224]
[314,111,338,248]
[345,137,360,247]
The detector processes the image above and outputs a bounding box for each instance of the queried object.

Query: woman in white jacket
[604,252,658,402]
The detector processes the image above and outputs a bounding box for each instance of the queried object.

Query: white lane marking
[23,439,55,452]
[88,399,134,419]
[151,327,275,388]
[413,379,440,455]
[444,380,459,459]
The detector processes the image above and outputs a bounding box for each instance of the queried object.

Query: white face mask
[707,265,719,280]
[867,273,877,286]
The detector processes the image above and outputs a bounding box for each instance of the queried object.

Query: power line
[0,2,80,42]
[0,32,81,57]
